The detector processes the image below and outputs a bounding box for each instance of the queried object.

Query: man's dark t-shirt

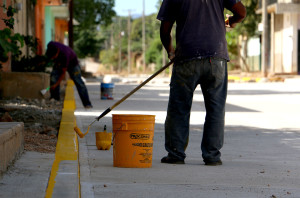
[47,41,79,70]
[157,0,239,61]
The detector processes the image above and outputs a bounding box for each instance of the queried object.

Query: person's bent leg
[68,65,92,107]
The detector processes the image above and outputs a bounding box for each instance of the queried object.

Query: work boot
[161,156,185,164]
[204,160,222,166]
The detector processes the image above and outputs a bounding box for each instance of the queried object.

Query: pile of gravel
[0,97,64,153]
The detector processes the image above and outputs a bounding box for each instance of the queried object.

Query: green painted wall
[44,6,55,50]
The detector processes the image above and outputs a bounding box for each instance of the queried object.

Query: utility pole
[110,23,115,49]
[118,17,122,73]
[127,10,132,74]
[68,0,74,49]
[142,0,146,72]
[110,23,115,72]
[123,9,135,74]
[262,0,269,77]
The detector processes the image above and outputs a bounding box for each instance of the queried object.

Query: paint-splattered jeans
[50,64,92,107]
[165,58,228,163]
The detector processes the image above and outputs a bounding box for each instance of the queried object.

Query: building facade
[0,0,69,71]
[257,0,300,74]
[35,0,69,55]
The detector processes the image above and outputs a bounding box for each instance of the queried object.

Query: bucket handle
[121,122,128,130]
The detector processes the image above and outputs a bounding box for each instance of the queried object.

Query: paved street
[75,78,300,198]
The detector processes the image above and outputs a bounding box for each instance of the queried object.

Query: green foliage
[0,4,50,72]
[99,48,119,70]
[238,0,261,37]
[12,36,52,72]
[99,0,260,73]
[2,5,15,29]
[146,37,162,64]
[74,0,115,29]
[0,29,23,62]
[12,55,51,72]
[99,11,164,72]
[131,18,143,52]
[0,5,24,69]
[73,0,116,58]
[97,16,127,68]
[74,29,104,58]
[145,13,165,67]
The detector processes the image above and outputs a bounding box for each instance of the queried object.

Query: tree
[144,14,163,67]
[74,29,104,59]
[225,0,261,69]
[99,12,165,72]
[73,0,116,58]
[0,6,23,68]
[97,16,127,71]
[237,0,261,37]
[74,0,115,29]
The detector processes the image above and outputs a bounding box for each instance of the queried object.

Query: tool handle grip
[96,108,111,121]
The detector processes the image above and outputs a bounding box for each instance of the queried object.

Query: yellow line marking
[45,80,79,198]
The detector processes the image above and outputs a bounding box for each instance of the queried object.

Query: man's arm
[160,20,175,60]
[226,1,246,28]
[50,68,67,90]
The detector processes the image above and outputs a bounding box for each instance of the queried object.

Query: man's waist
[174,53,229,62]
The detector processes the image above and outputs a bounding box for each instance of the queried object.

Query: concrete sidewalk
[0,81,79,198]
[75,79,300,198]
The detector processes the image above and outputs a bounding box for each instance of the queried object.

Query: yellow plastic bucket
[95,131,112,150]
[112,114,155,168]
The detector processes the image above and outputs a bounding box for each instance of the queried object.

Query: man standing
[46,41,93,108]
[157,0,246,165]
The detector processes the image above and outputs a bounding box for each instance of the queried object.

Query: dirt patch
[0,97,63,153]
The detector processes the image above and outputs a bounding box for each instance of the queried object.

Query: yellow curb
[228,76,241,81]
[255,78,262,82]
[228,76,262,82]
[63,100,76,110]
[45,80,80,198]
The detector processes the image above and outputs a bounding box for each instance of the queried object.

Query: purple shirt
[157,0,240,61]
[47,41,79,70]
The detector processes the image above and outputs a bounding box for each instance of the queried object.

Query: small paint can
[101,83,114,100]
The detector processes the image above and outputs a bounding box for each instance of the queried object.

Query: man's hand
[225,14,234,32]
[168,51,175,61]
[227,2,246,28]
[51,68,67,90]
[50,84,58,90]
[225,14,231,27]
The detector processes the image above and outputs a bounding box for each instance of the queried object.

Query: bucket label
[130,133,150,140]
[140,158,152,164]
[132,143,153,147]
[139,149,152,163]
[139,149,152,158]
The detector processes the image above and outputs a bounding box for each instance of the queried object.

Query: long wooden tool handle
[111,60,174,109]
[96,60,174,121]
